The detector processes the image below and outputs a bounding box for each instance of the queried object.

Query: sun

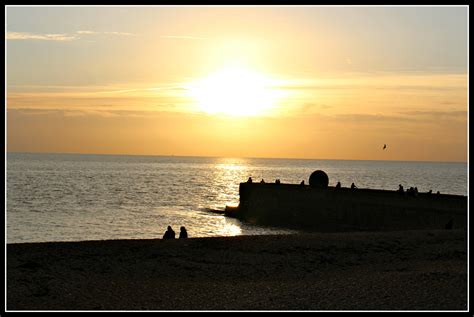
[187,66,279,116]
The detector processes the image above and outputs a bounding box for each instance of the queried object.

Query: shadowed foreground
[7,229,467,311]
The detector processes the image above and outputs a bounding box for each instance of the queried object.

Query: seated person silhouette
[335,181,341,189]
[179,226,188,239]
[351,182,357,189]
[260,179,265,183]
[247,177,253,183]
[163,226,175,239]
[275,179,280,184]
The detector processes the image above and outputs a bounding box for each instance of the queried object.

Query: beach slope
[7,229,467,311]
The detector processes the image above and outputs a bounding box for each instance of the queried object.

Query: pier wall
[231,183,467,231]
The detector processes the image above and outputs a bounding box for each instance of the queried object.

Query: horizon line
[5,151,468,164]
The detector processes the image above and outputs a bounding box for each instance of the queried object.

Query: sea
[6,152,468,244]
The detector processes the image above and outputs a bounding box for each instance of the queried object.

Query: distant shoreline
[7,229,467,311]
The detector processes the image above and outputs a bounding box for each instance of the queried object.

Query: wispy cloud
[7,108,158,118]
[325,110,467,125]
[6,31,78,41]
[160,35,208,40]
[104,31,135,36]
[76,30,98,35]
[6,82,192,115]
[76,30,136,36]
[397,110,467,119]
[7,83,186,96]
[6,30,136,41]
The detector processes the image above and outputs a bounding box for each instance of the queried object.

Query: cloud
[6,30,136,41]
[274,84,354,91]
[274,83,465,92]
[76,30,98,35]
[7,107,177,119]
[6,31,78,41]
[160,35,208,40]
[103,31,135,36]
[77,30,135,36]
[323,110,467,125]
[332,113,416,123]
[397,110,467,119]
[294,103,332,114]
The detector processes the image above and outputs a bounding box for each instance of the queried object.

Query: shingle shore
[7,229,467,311]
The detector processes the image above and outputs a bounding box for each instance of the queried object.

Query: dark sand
[7,229,467,311]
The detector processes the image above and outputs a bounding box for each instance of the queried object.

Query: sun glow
[187,66,280,116]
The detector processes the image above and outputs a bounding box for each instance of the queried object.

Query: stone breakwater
[225,182,467,232]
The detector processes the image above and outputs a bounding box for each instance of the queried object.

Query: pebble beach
[6,229,467,311]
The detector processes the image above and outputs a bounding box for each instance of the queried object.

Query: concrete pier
[225,182,467,232]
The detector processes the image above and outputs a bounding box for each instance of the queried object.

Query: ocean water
[6,152,467,244]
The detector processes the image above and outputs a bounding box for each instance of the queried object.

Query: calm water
[6,152,467,243]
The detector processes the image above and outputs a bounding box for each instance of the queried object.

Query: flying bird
[383,144,387,150]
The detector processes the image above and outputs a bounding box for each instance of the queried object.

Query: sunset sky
[6,6,468,162]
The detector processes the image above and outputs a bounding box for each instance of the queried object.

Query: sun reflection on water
[205,158,251,210]
[219,219,242,236]
[216,164,246,171]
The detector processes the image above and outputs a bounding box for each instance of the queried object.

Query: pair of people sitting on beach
[163,226,187,239]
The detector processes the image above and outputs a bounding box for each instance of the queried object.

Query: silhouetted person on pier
[398,184,404,194]
[275,179,281,184]
[351,182,357,189]
[436,191,441,195]
[407,187,418,196]
[260,179,265,183]
[335,182,341,189]
[163,226,175,239]
[179,226,188,239]
[247,177,253,183]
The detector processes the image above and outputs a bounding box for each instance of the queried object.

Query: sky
[5,5,468,162]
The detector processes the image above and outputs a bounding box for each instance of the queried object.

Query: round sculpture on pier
[309,170,329,188]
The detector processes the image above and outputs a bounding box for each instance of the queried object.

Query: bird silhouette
[383,144,387,150]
